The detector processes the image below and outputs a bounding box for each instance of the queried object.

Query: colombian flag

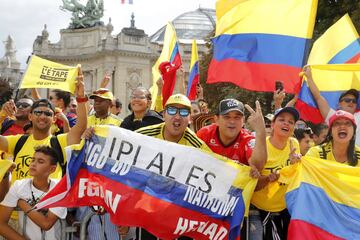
[151,22,182,109]
[296,14,360,123]
[207,0,317,93]
[282,157,360,239]
[187,40,200,100]
[297,64,360,123]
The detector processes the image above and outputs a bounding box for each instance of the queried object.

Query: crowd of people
[0,64,359,240]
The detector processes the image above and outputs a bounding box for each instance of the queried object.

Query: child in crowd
[0,146,67,240]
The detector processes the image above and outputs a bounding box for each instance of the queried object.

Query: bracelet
[25,208,34,215]
[76,96,88,103]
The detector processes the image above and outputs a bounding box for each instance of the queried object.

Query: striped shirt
[136,123,211,152]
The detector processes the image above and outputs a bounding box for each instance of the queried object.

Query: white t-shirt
[0,178,67,240]
[325,108,360,147]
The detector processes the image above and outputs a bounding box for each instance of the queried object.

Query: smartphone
[275,81,284,91]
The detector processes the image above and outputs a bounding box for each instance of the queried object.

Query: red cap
[328,110,356,127]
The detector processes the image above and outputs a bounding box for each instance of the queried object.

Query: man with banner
[34,122,257,240]
[0,67,87,199]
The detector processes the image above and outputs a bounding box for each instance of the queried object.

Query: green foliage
[200,0,360,115]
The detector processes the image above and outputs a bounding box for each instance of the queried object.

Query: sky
[0,0,216,69]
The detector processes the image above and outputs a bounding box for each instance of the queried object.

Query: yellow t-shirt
[306,142,360,167]
[251,137,300,212]
[6,134,68,185]
[136,123,211,152]
[88,114,122,127]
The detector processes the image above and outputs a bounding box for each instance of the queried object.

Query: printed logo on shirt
[209,138,217,146]
[247,139,255,149]
[15,154,32,179]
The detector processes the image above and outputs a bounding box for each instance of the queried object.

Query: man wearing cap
[134,94,210,240]
[304,66,360,146]
[197,99,267,170]
[0,72,88,199]
[88,88,122,126]
[0,97,34,136]
[137,94,210,151]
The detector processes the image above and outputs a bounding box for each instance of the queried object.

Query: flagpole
[15,55,34,101]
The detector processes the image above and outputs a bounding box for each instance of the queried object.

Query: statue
[60,0,104,29]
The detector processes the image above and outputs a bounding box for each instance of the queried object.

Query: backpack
[13,134,66,176]
[0,119,15,135]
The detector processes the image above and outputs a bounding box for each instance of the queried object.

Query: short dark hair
[114,98,122,108]
[294,128,313,141]
[31,99,55,113]
[312,123,329,137]
[34,145,58,165]
[52,89,71,108]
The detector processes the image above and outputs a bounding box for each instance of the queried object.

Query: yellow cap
[165,94,191,109]
[89,88,114,101]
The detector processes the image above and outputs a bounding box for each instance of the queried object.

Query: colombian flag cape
[187,39,200,100]
[281,157,360,239]
[36,126,257,240]
[207,0,317,93]
[296,14,360,123]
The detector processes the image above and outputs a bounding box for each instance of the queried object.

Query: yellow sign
[20,55,79,93]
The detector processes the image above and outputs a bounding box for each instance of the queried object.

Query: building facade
[32,8,215,118]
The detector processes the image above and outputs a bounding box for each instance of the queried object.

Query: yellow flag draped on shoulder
[20,55,79,93]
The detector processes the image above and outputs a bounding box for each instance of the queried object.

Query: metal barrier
[14,208,79,240]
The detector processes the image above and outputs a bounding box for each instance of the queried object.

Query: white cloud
[0,0,215,69]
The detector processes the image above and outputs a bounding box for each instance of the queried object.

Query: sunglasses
[166,106,190,117]
[32,109,53,117]
[16,102,31,109]
[341,98,357,104]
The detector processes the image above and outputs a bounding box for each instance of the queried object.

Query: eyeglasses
[130,95,147,100]
[16,102,31,109]
[32,109,53,117]
[341,98,357,104]
[166,106,190,117]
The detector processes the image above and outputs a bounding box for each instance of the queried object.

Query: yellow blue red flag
[151,22,182,110]
[281,157,360,239]
[20,55,79,93]
[187,40,199,100]
[296,14,360,123]
[207,0,317,93]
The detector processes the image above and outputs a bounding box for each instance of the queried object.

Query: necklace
[28,179,51,207]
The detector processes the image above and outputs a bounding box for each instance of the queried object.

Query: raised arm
[273,89,285,111]
[303,66,330,118]
[67,67,88,145]
[31,88,41,100]
[244,101,267,171]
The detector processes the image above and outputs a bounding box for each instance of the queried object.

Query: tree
[200,0,360,115]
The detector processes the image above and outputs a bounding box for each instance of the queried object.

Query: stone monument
[0,35,22,87]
